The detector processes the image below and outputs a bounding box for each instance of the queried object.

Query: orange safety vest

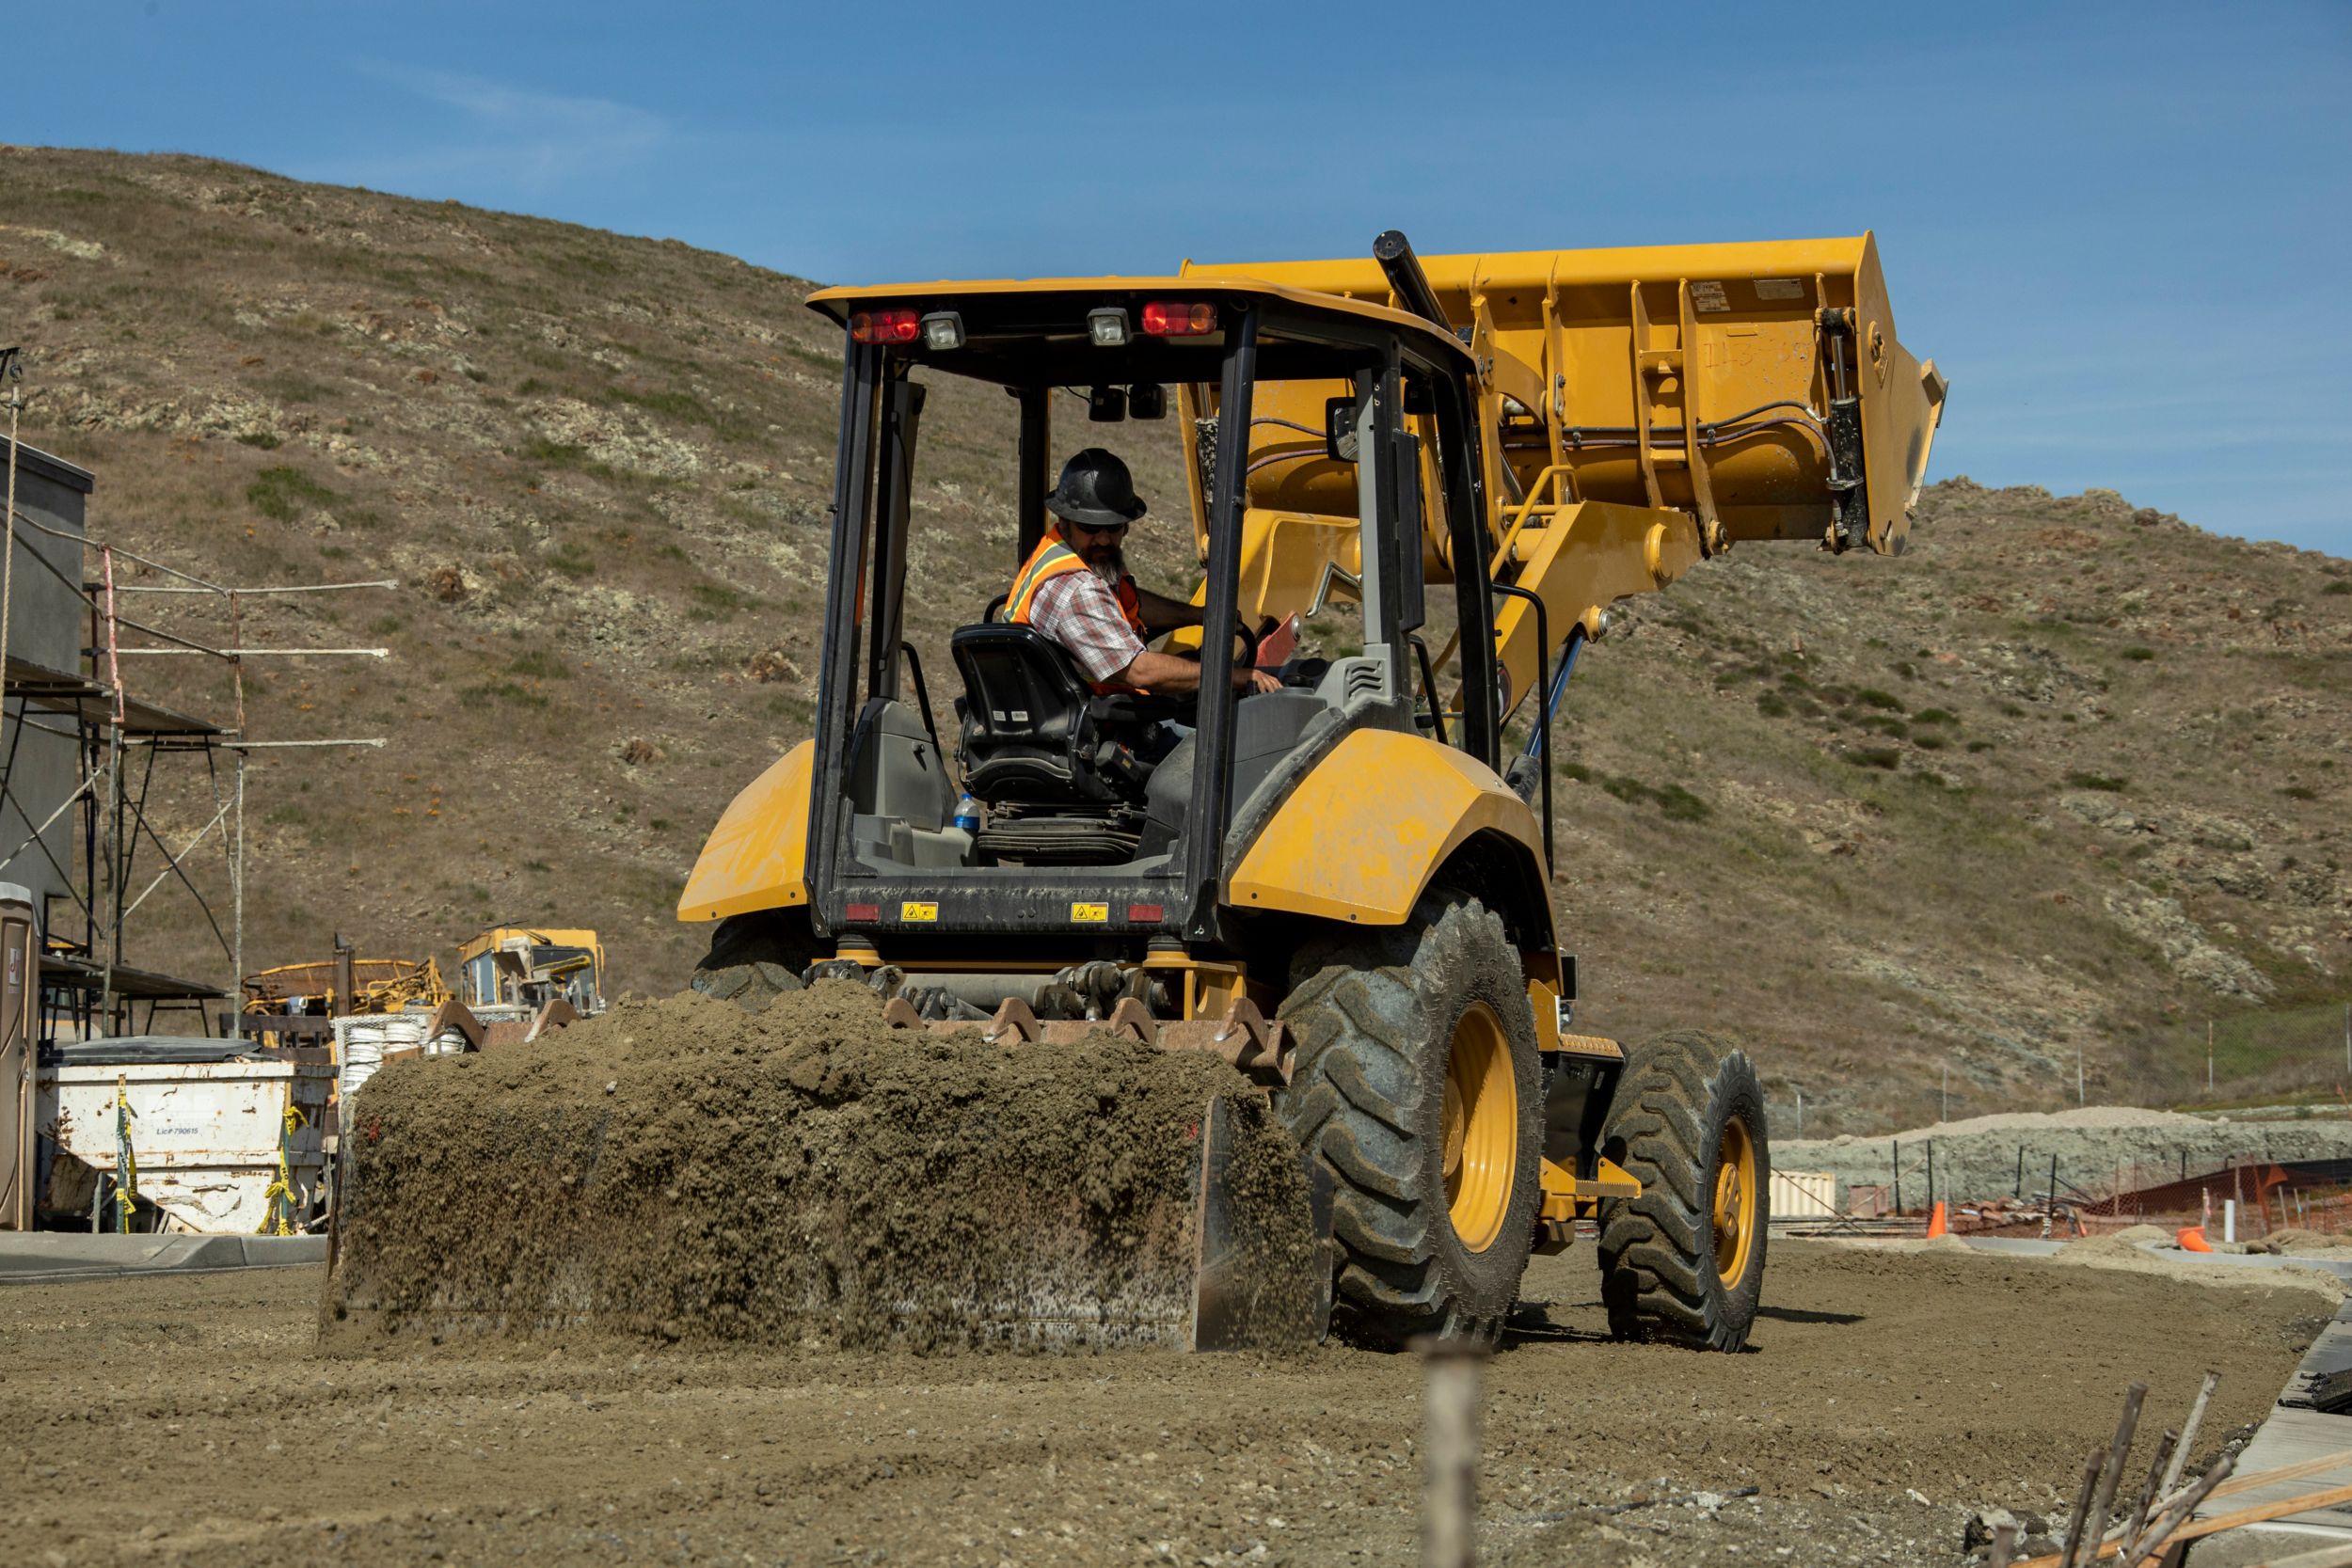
[1005,534,1148,692]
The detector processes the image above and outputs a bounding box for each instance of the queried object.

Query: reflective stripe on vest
[1005,535,1146,637]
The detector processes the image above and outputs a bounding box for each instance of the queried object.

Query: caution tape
[259,1101,310,1236]
[113,1074,138,1233]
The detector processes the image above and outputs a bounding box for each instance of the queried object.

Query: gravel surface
[2,1241,2324,1566]
[1779,1110,2352,1205]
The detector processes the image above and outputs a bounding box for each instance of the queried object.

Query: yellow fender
[1226,729,1550,931]
[676,740,814,922]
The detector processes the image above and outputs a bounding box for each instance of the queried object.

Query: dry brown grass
[4,147,2348,1129]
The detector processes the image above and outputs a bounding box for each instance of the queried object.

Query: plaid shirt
[1027,569,1146,684]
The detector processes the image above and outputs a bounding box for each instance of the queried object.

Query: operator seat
[949,623,1167,863]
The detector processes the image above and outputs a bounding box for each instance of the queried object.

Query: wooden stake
[2061,1449,2107,1568]
[2085,1385,2146,1554]
[2162,1371,2219,1499]
[2119,1430,2175,1553]
[2122,1450,2235,1566]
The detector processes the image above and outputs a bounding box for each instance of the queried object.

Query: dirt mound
[324,982,1316,1352]
[2050,1231,2343,1302]
[1820,1106,2203,1146]
[2249,1227,2352,1257]
[2113,1223,2172,1243]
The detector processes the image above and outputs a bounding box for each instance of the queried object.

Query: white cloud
[327,65,668,193]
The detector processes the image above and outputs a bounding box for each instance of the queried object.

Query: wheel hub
[1442,1003,1516,1254]
[1712,1117,1758,1282]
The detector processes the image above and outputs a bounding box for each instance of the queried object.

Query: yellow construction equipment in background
[453,927,605,1016]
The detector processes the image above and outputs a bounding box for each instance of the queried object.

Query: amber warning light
[849,309,919,344]
[1140,301,1216,337]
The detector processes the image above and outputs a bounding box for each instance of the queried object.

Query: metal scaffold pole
[0,385,396,1037]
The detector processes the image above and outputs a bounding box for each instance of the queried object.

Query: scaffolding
[0,351,395,1037]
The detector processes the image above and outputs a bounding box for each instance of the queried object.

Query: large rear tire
[1276,895,1543,1348]
[690,908,817,1012]
[1597,1031,1769,1351]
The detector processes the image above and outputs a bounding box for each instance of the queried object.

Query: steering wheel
[1232,619,1261,674]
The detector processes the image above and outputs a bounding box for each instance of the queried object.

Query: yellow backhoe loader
[329,230,1941,1353]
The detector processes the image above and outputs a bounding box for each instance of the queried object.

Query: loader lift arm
[1178,230,1947,733]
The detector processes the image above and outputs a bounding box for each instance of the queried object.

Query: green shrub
[1560,761,1593,783]
[689,582,748,620]
[1910,707,1959,724]
[1849,747,1901,770]
[508,650,570,678]
[2065,771,2128,792]
[1913,731,1948,751]
[1756,691,1790,719]
[2280,784,2319,800]
[246,465,335,522]
[2122,646,2156,661]
[235,431,281,450]
[1966,739,1996,753]
[549,541,595,578]
[458,681,548,709]
[1597,772,1712,821]
[2324,579,2351,595]
[1650,783,1709,822]
[1854,688,1904,711]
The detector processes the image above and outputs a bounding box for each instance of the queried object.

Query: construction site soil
[4,1239,2329,1564]
[327,986,1314,1351]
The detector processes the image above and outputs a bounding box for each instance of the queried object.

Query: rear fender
[676,741,814,923]
[1225,729,1559,958]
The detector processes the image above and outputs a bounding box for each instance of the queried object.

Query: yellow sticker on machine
[899,901,938,923]
[1071,901,1109,924]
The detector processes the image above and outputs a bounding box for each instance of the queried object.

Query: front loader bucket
[323,986,1326,1353]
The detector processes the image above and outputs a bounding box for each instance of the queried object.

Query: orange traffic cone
[1926,1201,1947,1239]
[2177,1226,2214,1253]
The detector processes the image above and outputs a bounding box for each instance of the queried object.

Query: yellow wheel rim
[1442,1003,1516,1254]
[1712,1116,1759,1284]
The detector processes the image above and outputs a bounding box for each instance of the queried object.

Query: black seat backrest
[950,623,1115,805]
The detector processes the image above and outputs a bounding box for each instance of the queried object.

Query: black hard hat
[1044,448,1147,530]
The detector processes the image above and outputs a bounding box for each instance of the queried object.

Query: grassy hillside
[3,147,2346,1131]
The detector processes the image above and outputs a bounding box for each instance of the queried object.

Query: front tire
[689,908,817,1012]
[1597,1031,1769,1351]
[1276,895,1544,1348]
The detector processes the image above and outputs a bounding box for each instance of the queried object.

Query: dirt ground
[1,1242,2327,1568]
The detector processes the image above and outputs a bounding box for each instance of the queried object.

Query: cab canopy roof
[803,276,1474,387]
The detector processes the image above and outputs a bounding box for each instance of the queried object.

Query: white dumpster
[38,1039,332,1234]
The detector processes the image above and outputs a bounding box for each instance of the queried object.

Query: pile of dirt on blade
[322,981,1316,1353]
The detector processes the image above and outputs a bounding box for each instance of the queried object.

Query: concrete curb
[0,1232,326,1284]
[2183,1291,2352,1566]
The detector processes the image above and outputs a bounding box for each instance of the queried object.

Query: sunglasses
[1068,519,1130,537]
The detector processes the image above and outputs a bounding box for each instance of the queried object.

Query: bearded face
[1060,521,1127,585]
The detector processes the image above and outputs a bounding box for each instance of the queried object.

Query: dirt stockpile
[5,1242,2325,1568]
[1778,1106,2352,1205]
[326,983,1315,1351]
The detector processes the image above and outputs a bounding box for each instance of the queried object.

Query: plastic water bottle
[953,794,982,832]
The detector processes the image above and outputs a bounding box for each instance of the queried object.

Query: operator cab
[805,279,1497,942]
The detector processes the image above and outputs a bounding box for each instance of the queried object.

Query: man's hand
[1113,650,1283,695]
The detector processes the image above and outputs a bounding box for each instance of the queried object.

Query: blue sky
[14,2,2351,554]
